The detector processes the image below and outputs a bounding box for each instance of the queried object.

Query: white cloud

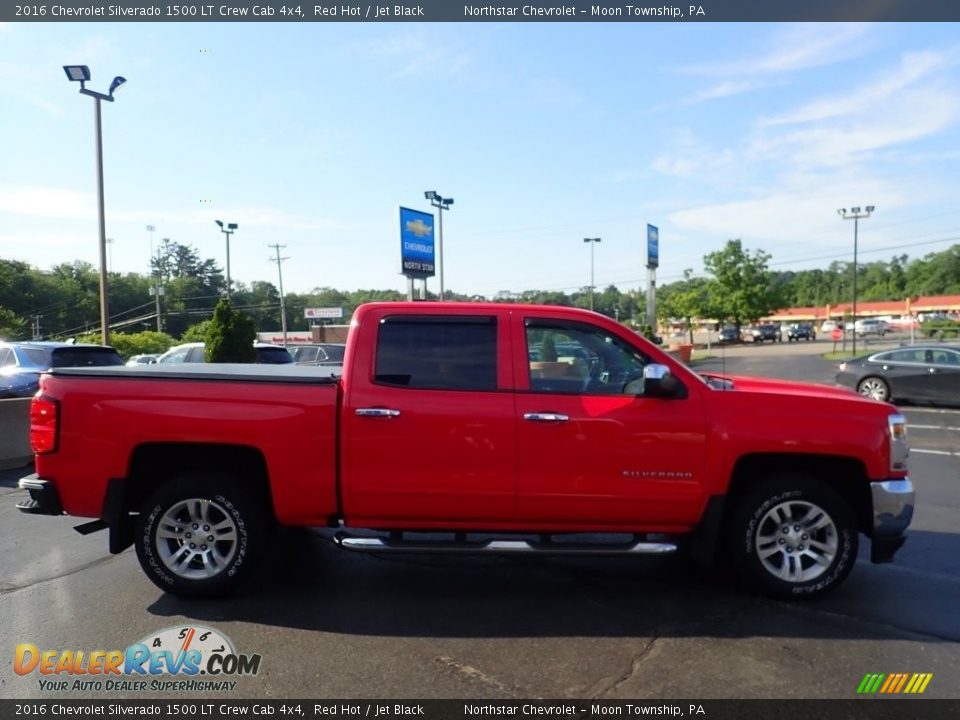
[692,80,772,102]
[761,48,958,127]
[0,186,94,220]
[686,24,872,77]
[666,173,905,261]
[0,185,348,233]
[750,86,960,168]
[362,30,471,80]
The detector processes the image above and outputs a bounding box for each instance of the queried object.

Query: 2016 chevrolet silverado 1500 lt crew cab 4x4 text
[17,303,914,600]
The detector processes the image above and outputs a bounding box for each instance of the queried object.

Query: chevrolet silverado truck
[17,302,914,600]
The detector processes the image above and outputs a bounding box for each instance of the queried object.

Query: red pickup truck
[18,302,913,600]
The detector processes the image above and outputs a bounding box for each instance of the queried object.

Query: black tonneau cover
[50,363,342,384]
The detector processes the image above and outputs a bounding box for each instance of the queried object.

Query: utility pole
[837,206,875,357]
[32,315,42,340]
[268,243,290,347]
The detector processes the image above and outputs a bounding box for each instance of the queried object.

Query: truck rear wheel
[135,473,265,598]
[728,475,858,599]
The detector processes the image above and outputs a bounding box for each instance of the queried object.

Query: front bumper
[16,474,63,516]
[869,477,914,563]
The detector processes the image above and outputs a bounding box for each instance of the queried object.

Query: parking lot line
[902,407,960,416]
[912,448,957,456]
[908,424,960,432]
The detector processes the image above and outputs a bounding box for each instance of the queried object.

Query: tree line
[2,239,959,344]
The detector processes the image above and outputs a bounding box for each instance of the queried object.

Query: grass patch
[822,351,857,361]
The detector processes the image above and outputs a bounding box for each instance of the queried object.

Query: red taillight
[30,396,59,454]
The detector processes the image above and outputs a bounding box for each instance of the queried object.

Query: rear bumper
[16,474,63,516]
[869,477,914,563]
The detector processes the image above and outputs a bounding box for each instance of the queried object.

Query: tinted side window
[322,345,345,362]
[879,350,925,363]
[293,347,319,363]
[51,348,124,367]
[0,348,13,368]
[375,317,497,391]
[160,347,191,364]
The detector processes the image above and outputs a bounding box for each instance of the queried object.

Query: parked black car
[0,341,124,398]
[787,323,816,341]
[750,324,783,343]
[718,327,741,344]
[835,345,960,404]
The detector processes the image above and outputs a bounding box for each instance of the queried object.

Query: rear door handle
[523,412,569,422]
[355,408,401,417]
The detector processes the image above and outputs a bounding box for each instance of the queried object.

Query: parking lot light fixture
[216,220,239,300]
[63,64,126,346]
[837,206,875,357]
[583,237,601,311]
[425,191,454,301]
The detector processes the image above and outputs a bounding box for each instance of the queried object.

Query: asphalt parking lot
[1,340,957,701]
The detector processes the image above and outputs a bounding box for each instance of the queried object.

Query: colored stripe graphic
[893,674,909,693]
[857,673,933,694]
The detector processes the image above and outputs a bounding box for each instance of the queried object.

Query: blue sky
[2,22,960,297]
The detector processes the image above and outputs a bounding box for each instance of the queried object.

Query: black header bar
[5,0,960,23]
[2,700,959,720]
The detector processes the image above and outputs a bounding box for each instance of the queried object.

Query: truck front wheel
[728,475,858,599]
[135,474,265,598]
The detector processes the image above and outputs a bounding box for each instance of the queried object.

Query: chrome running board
[335,535,677,555]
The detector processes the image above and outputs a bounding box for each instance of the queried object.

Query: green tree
[703,240,783,330]
[181,320,212,343]
[204,299,256,363]
[657,270,711,343]
[0,306,28,340]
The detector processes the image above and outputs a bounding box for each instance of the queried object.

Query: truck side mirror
[637,363,685,398]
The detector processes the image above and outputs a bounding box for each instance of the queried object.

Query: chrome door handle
[355,408,401,417]
[523,412,569,422]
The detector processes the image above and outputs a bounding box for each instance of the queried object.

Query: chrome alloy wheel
[754,500,838,583]
[156,498,238,580]
[857,377,889,401]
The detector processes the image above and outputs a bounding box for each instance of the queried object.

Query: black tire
[135,473,266,598]
[727,474,858,599]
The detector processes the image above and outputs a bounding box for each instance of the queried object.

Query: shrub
[920,320,960,340]
[205,299,256,363]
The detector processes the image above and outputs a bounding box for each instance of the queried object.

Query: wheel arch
[102,442,274,554]
[727,453,873,536]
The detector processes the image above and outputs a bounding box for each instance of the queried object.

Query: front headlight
[888,413,909,472]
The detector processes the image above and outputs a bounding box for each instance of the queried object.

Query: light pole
[583,237,601,311]
[215,220,238,300]
[106,237,114,273]
[837,205,875,357]
[424,191,453,301]
[63,65,126,345]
